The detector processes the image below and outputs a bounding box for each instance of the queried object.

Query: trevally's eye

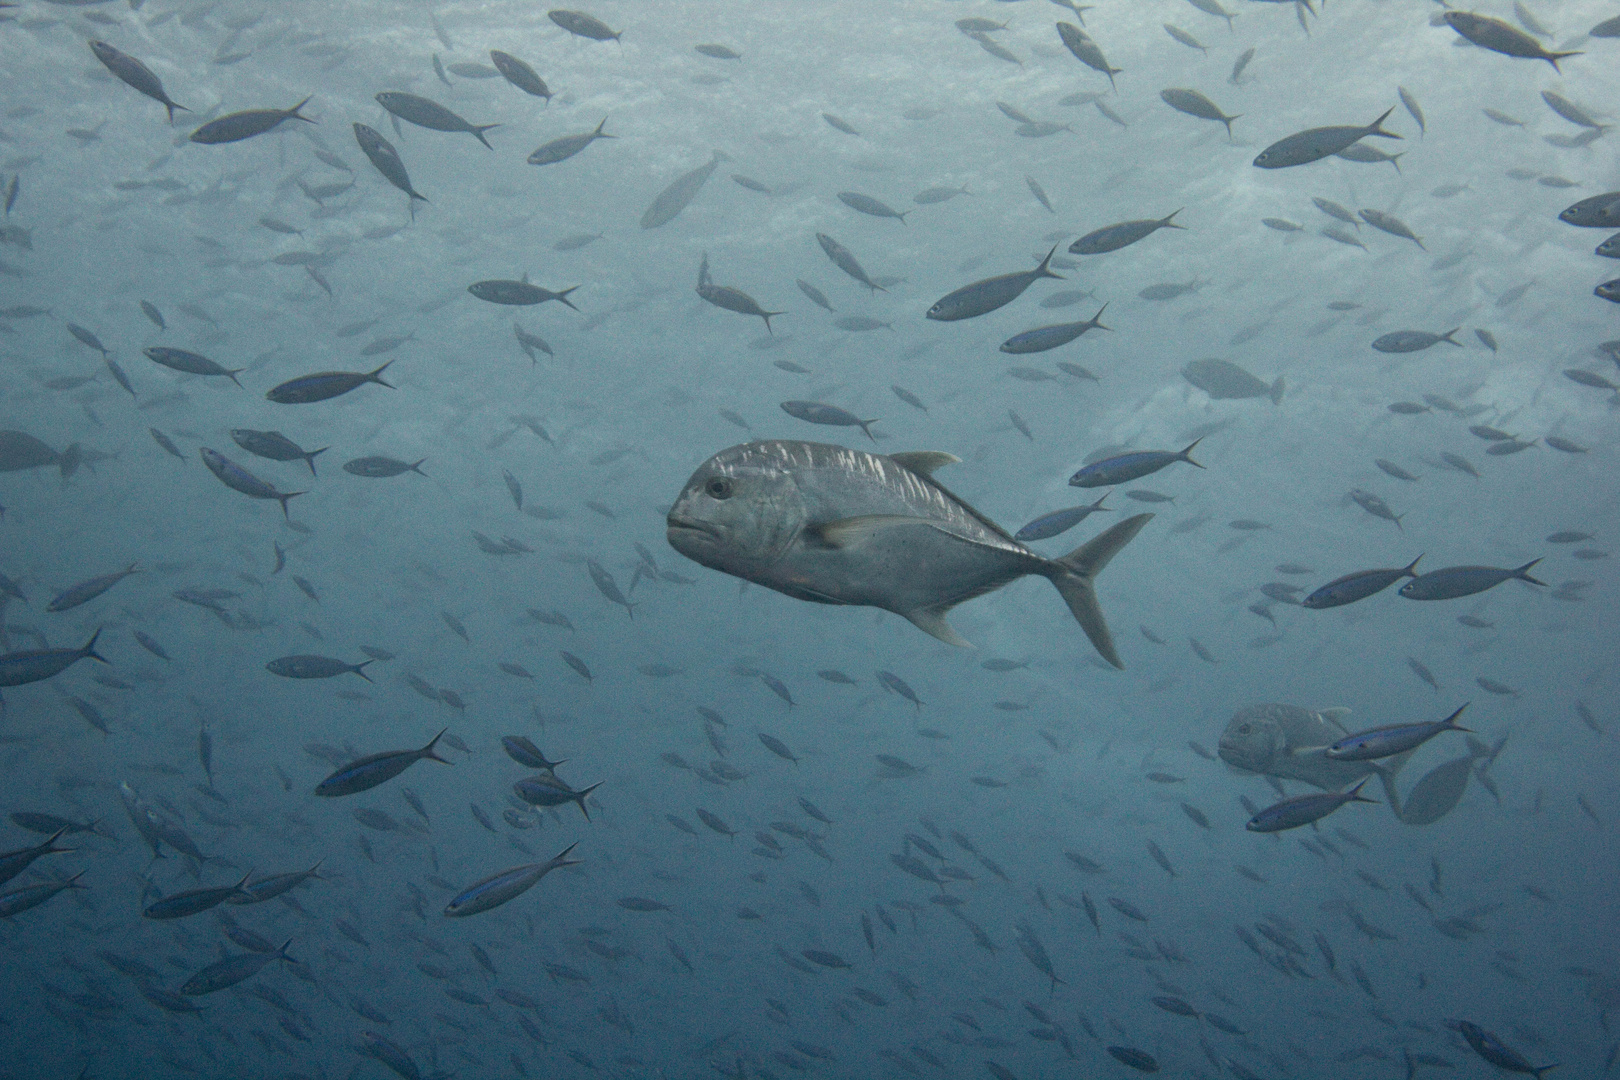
[705,477,733,500]
[1238,724,1251,735]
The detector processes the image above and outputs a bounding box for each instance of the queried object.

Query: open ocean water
[0,0,1616,1077]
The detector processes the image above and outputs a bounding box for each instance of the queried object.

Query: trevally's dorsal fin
[889,451,960,477]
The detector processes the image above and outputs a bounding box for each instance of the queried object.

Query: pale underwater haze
[0,0,1616,1077]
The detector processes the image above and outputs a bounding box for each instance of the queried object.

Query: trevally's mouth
[666,516,719,542]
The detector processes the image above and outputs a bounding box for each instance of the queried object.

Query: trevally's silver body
[666,440,1149,667]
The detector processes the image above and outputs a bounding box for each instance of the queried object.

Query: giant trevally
[666,441,1151,667]
[1219,703,1409,809]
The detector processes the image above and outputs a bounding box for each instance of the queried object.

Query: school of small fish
[0,0,1615,1077]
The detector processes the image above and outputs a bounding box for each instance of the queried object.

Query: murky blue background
[0,0,1615,1076]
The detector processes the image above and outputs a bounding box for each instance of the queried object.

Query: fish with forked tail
[667,441,1150,667]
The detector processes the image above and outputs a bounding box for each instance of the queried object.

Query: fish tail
[1035,244,1064,280]
[305,447,327,476]
[1346,777,1378,803]
[555,286,580,311]
[1402,554,1422,577]
[1531,1064,1559,1079]
[421,728,452,764]
[227,369,244,388]
[350,659,374,683]
[410,458,428,476]
[1368,105,1401,139]
[80,627,109,664]
[549,841,583,868]
[1514,558,1547,587]
[1370,750,1412,819]
[1045,514,1153,669]
[277,491,305,521]
[1440,328,1462,345]
[1179,437,1205,467]
[574,781,605,820]
[1443,703,1472,732]
[366,359,396,387]
[288,95,316,123]
[1163,208,1186,229]
[1548,52,1580,71]
[276,939,298,963]
[473,123,500,149]
[1090,303,1110,331]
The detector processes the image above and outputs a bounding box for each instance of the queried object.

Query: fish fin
[1514,558,1546,586]
[904,604,972,648]
[1318,706,1352,733]
[888,451,960,477]
[812,515,935,548]
[421,728,452,764]
[1367,105,1401,139]
[473,123,500,149]
[1046,514,1153,669]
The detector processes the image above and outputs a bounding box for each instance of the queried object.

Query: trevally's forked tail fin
[1045,513,1153,669]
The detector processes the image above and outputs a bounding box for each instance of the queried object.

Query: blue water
[0,0,1616,1077]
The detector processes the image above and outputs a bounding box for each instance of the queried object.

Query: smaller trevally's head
[1218,706,1286,773]
[667,442,807,577]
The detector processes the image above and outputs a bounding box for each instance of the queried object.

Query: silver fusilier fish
[927,246,1061,321]
[641,151,726,229]
[1326,704,1471,761]
[1246,779,1376,832]
[1253,107,1400,169]
[375,92,498,148]
[444,843,581,916]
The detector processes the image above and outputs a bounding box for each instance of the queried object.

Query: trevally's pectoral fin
[812,514,936,548]
[904,604,971,647]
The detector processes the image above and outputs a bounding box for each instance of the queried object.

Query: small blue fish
[200,448,304,519]
[1000,305,1110,354]
[1302,555,1421,609]
[0,628,108,688]
[1247,779,1375,833]
[443,843,582,917]
[265,360,395,404]
[1448,1019,1558,1079]
[1070,440,1202,488]
[1399,560,1545,601]
[143,870,253,919]
[315,730,450,797]
[1326,704,1471,761]
[1015,494,1113,541]
[927,246,1061,321]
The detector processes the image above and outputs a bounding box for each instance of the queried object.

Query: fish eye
[1238,724,1251,735]
[705,477,733,500]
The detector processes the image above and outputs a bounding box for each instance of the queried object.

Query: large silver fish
[666,440,1150,667]
[1218,703,1478,825]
